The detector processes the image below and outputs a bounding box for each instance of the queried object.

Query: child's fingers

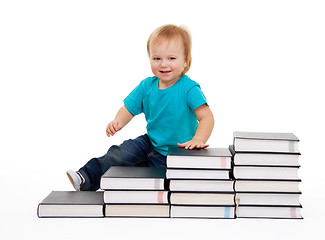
[110,125,117,135]
[106,127,114,137]
[177,142,189,148]
[106,123,116,137]
[106,125,111,137]
[177,143,186,147]
[106,122,121,137]
[178,142,192,149]
[196,144,209,149]
[177,142,209,149]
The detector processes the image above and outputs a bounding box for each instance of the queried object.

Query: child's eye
[169,57,176,60]
[153,57,160,60]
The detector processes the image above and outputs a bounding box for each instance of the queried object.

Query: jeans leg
[147,149,167,167]
[78,134,152,191]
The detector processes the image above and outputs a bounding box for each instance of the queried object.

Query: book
[171,205,235,219]
[37,191,104,218]
[170,179,234,192]
[236,192,301,206]
[233,166,300,180]
[170,192,235,205]
[229,145,300,166]
[236,206,303,219]
[105,204,170,218]
[233,131,300,153]
[100,166,166,190]
[167,147,232,169]
[235,180,301,193]
[166,168,230,180]
[103,190,168,204]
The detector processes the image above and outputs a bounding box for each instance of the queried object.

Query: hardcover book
[105,204,170,218]
[166,168,231,180]
[229,145,300,166]
[233,166,300,180]
[100,166,166,190]
[170,179,234,192]
[236,206,303,219]
[170,192,235,205]
[171,205,235,219]
[103,190,168,204]
[37,191,104,218]
[167,147,232,169]
[234,180,301,193]
[233,131,300,153]
[236,192,301,206]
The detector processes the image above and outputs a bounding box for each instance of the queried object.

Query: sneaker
[66,170,84,191]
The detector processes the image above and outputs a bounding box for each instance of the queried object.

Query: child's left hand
[177,138,209,150]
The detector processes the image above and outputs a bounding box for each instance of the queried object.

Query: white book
[236,193,301,206]
[103,191,168,204]
[170,192,235,205]
[235,180,301,193]
[166,169,230,180]
[236,206,303,219]
[233,152,300,166]
[233,131,300,153]
[233,166,300,180]
[106,204,170,218]
[170,180,234,192]
[171,205,235,218]
[100,166,166,190]
[37,191,104,218]
[167,147,232,169]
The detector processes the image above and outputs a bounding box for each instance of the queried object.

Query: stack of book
[100,166,170,218]
[230,131,303,219]
[166,147,235,219]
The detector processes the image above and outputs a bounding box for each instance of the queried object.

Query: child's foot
[66,170,84,191]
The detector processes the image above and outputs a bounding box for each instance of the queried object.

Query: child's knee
[104,145,124,166]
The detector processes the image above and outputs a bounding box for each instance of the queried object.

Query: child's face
[149,38,187,89]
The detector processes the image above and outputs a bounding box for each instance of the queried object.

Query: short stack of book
[166,147,235,219]
[100,166,170,218]
[230,131,303,219]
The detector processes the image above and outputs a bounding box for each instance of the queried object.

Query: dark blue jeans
[78,134,166,191]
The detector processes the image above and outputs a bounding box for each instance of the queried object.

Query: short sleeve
[123,80,145,116]
[186,86,207,111]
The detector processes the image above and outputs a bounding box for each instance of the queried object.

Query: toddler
[67,24,214,191]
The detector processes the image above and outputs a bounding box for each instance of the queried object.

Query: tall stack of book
[230,131,303,219]
[166,147,235,219]
[100,166,170,218]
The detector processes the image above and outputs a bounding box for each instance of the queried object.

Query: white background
[1,0,324,239]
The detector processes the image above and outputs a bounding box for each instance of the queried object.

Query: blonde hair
[147,24,192,76]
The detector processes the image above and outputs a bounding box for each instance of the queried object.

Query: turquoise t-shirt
[123,75,207,156]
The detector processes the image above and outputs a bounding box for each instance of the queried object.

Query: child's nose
[160,59,168,67]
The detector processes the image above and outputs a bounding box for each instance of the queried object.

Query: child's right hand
[106,120,122,137]
[106,105,134,137]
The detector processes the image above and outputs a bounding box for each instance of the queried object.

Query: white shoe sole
[66,170,81,191]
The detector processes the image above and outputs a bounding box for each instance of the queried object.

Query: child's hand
[105,106,134,137]
[106,120,122,137]
[177,138,209,150]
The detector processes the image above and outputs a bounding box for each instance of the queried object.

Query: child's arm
[106,105,134,137]
[177,104,214,149]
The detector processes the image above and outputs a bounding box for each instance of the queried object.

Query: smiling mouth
[160,70,171,73]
